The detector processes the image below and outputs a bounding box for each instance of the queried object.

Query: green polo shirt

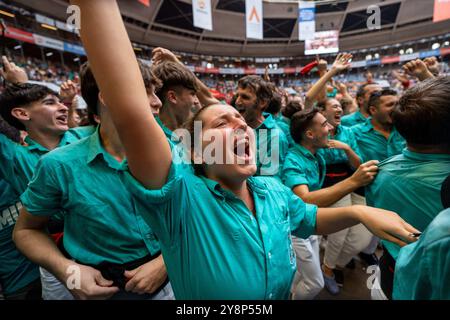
[123,162,318,300]
[0,126,95,196]
[393,208,450,300]
[281,144,326,192]
[21,128,160,265]
[255,113,289,177]
[351,119,406,162]
[366,149,450,260]
[318,124,362,165]
[275,115,294,147]
[341,110,367,127]
[0,180,39,295]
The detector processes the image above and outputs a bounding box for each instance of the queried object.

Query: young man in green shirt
[341,83,381,127]
[351,89,406,163]
[0,63,93,299]
[366,76,450,300]
[0,118,40,300]
[281,107,378,297]
[13,62,173,300]
[235,75,289,176]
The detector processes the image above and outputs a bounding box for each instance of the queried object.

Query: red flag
[138,0,150,7]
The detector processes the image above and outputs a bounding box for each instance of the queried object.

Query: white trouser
[351,193,380,255]
[370,266,388,300]
[40,267,74,300]
[291,235,324,300]
[323,194,373,269]
[40,267,174,300]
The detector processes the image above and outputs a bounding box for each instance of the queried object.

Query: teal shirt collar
[257,113,276,130]
[198,175,268,200]
[25,131,75,152]
[86,127,127,171]
[293,143,317,161]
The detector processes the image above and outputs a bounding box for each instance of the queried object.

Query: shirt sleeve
[20,156,64,217]
[281,157,309,190]
[123,161,189,248]
[287,190,318,239]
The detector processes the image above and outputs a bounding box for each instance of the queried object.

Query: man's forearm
[13,227,73,283]
[295,178,358,207]
[344,147,361,169]
[315,206,360,235]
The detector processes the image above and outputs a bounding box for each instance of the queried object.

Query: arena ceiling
[9,0,450,57]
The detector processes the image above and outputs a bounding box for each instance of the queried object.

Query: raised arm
[72,0,171,189]
[402,59,434,82]
[304,53,352,109]
[0,56,29,84]
[152,47,220,107]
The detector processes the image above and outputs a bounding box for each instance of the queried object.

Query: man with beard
[235,75,289,176]
[351,89,405,163]
[341,83,381,127]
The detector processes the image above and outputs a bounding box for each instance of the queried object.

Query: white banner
[246,0,263,40]
[35,13,55,26]
[298,1,315,41]
[33,34,64,51]
[192,0,212,31]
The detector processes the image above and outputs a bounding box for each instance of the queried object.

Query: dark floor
[315,249,382,300]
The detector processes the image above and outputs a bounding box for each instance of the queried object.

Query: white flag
[246,0,263,40]
[298,1,315,41]
[192,0,213,31]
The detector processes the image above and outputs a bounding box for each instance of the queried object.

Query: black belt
[58,239,169,293]
[322,162,353,188]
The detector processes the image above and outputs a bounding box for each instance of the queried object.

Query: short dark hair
[367,89,397,115]
[79,60,160,119]
[237,75,273,105]
[0,115,20,142]
[356,83,369,99]
[265,90,282,115]
[392,76,450,147]
[0,83,56,130]
[282,100,303,119]
[290,107,320,144]
[152,61,197,106]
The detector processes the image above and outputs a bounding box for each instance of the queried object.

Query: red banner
[440,47,450,56]
[283,67,297,74]
[4,26,35,44]
[433,0,450,22]
[381,56,400,64]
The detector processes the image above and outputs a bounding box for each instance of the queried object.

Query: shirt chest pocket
[274,207,295,266]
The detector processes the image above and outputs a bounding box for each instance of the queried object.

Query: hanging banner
[192,0,213,31]
[304,30,339,55]
[433,0,450,22]
[246,0,263,40]
[298,1,315,41]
